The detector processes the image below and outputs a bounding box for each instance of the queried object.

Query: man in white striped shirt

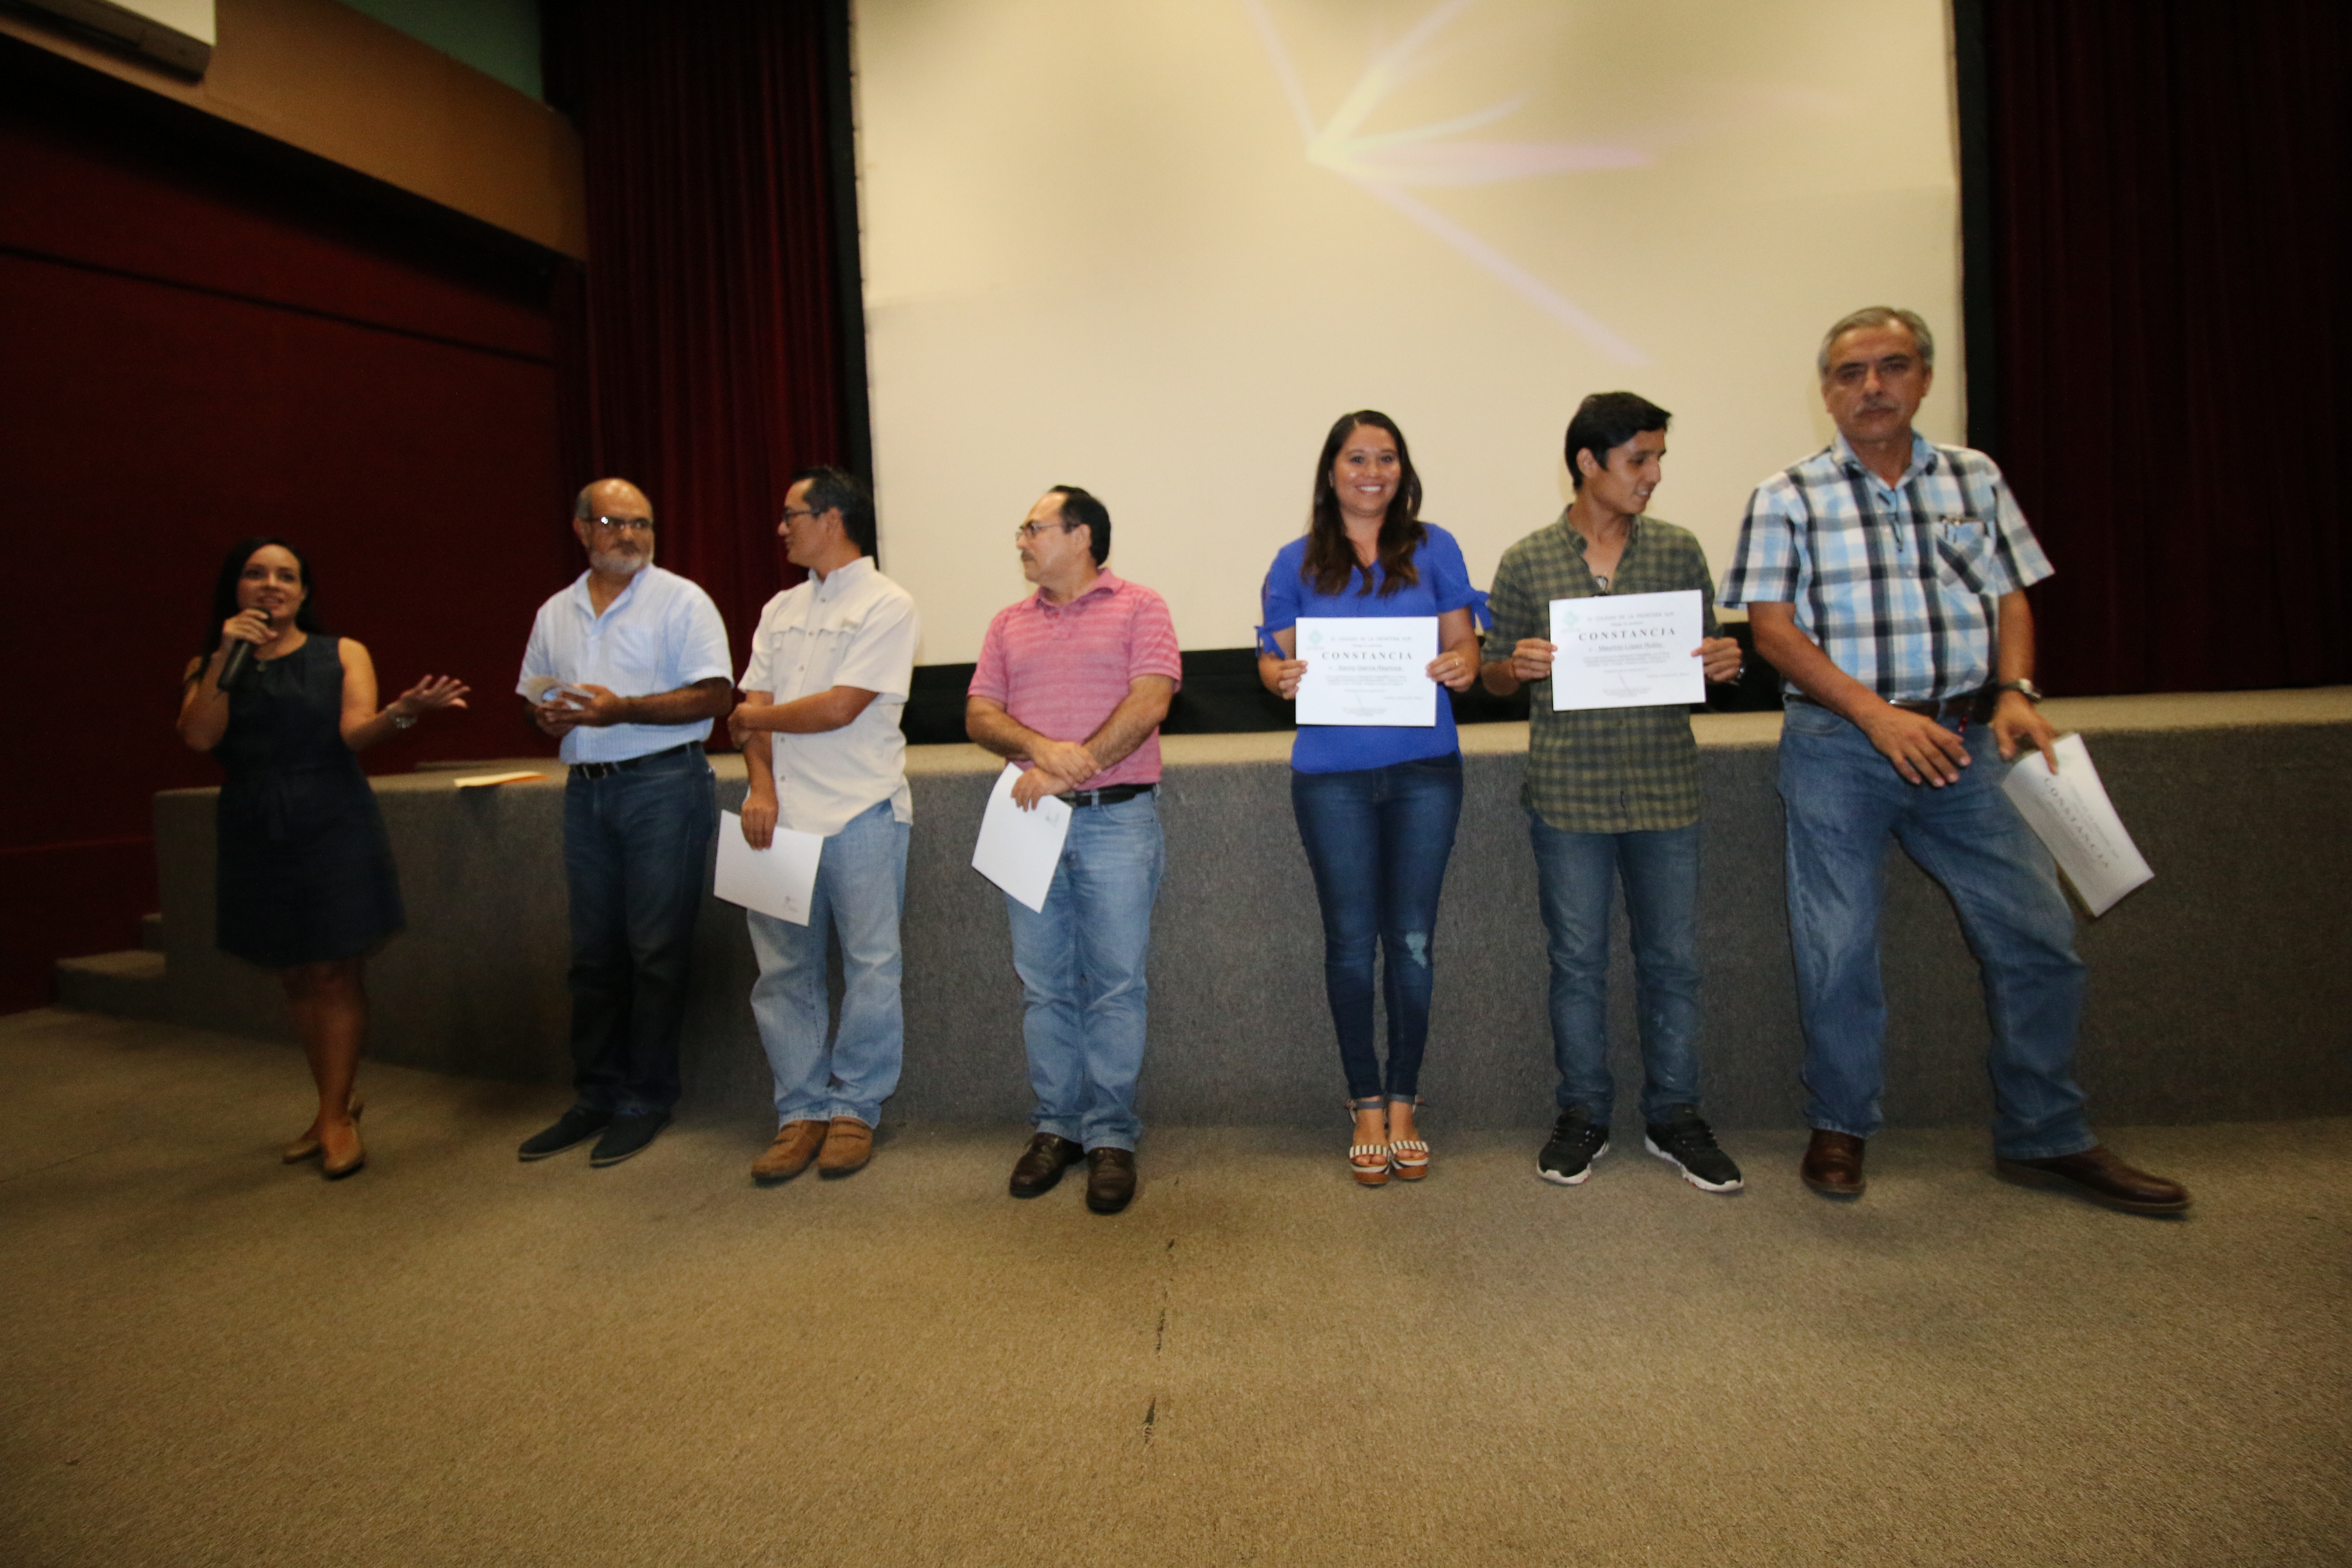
[1723,307,2186,1216]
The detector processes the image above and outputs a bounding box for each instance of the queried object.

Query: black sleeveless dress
[212,636,405,968]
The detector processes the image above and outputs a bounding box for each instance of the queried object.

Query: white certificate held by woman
[1294,616,1439,726]
[1549,590,1706,710]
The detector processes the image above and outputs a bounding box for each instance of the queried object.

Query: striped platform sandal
[1347,1096,1391,1186]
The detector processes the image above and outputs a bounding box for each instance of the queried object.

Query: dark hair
[195,536,326,673]
[792,465,876,557]
[1563,392,1672,489]
[1305,410,1423,597]
[1047,484,1112,567]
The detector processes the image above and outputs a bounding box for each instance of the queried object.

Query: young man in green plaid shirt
[1478,393,1746,1192]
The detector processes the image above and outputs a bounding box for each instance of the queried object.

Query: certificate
[1549,591,1704,711]
[1293,616,1437,727]
[2000,733,2154,917]
[971,763,1073,913]
[714,811,824,925]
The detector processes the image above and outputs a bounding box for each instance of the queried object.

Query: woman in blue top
[1259,410,1482,1185]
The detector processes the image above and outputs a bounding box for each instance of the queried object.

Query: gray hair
[573,478,652,524]
[1817,307,1935,378]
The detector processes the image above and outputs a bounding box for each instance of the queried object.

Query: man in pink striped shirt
[967,485,1182,1215]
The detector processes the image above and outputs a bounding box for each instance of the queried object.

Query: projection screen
[856,0,1962,665]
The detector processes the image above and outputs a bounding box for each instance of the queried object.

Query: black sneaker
[1644,1108,1743,1193]
[518,1107,610,1161]
[1537,1107,1610,1185]
[589,1111,671,1168]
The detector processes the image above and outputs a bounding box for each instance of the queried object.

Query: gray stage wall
[153,690,2352,1135]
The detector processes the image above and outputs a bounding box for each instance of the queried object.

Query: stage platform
[138,689,2352,1133]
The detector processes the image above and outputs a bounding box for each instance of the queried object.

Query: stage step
[141,912,165,952]
[55,949,169,1022]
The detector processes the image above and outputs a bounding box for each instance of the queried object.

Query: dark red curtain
[1988,0,2349,694]
[0,52,571,1011]
[543,0,849,651]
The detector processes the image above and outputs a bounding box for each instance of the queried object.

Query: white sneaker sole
[1537,1137,1609,1185]
[1644,1134,1744,1193]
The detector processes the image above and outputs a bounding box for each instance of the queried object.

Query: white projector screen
[857,0,1961,665]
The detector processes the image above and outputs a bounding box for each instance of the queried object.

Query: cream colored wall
[2,0,583,257]
[859,0,1963,662]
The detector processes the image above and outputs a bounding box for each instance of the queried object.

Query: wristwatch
[1994,678,2045,704]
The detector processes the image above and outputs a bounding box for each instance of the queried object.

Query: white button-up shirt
[741,556,920,836]
[517,565,733,765]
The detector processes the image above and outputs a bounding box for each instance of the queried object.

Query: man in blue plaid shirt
[1722,306,2187,1216]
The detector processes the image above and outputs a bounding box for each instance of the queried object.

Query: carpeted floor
[3,1006,2346,1567]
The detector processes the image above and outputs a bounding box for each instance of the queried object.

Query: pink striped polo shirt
[969,571,1183,789]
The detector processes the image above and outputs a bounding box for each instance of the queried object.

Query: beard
[590,545,648,577]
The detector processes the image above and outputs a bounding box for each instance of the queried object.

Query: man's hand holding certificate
[1548,590,1710,710]
[1293,616,1439,726]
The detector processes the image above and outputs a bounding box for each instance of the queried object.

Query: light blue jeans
[746,799,908,1129]
[1528,815,1703,1124]
[1005,791,1164,1152]
[1777,701,2094,1160]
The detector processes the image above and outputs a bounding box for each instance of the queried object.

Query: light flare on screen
[858,0,1961,666]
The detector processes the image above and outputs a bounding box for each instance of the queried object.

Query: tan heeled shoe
[282,1094,365,1164]
[1347,1098,1391,1187]
[321,1121,366,1180]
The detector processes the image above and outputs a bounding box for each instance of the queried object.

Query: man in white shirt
[514,478,734,1168]
[729,467,920,1180]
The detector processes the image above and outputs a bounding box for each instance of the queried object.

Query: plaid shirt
[1721,433,2052,702]
[1482,511,1720,833]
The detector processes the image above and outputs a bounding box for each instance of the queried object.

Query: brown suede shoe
[1801,1129,1867,1198]
[816,1118,873,1176]
[1008,1132,1084,1198]
[1996,1145,2190,1215]
[751,1120,830,1181]
[1084,1147,1136,1214]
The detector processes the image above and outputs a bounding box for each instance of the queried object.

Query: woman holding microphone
[1259,412,1482,1184]
[177,538,468,1179]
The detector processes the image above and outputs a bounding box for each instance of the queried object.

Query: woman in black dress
[177,539,468,1178]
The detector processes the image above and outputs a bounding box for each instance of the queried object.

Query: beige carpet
[3,1007,2345,1567]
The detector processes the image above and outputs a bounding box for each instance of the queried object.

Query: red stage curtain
[1988,0,2349,694]
[543,0,848,651]
[0,58,571,1011]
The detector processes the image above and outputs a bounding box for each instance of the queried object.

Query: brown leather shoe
[1801,1129,1866,1198]
[1996,1145,2190,1215]
[815,1118,873,1176]
[1009,1132,1084,1198]
[751,1120,830,1181]
[1084,1147,1136,1214]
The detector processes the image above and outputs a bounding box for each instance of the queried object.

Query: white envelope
[971,763,1072,913]
[714,810,824,925]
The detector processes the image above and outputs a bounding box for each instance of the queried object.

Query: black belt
[1787,690,1991,723]
[568,742,699,781]
[1055,784,1155,809]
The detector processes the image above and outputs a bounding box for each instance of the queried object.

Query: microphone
[218,610,273,691]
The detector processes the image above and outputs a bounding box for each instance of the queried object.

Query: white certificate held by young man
[1293,616,1438,727]
[1549,590,1706,711]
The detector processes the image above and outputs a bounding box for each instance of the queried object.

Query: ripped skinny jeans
[1291,754,1464,1101]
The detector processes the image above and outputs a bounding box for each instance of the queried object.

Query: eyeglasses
[590,515,654,534]
[1014,520,1078,543]
[780,507,818,525]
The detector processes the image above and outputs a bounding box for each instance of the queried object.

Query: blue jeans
[1290,755,1464,1102]
[1005,791,1165,1152]
[1777,701,2094,1160]
[746,799,908,1129]
[1528,815,1703,1123]
[562,748,717,1117]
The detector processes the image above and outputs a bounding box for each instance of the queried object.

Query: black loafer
[1084,1147,1136,1214]
[519,1107,611,1161]
[1009,1132,1084,1197]
[589,1111,670,1167]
